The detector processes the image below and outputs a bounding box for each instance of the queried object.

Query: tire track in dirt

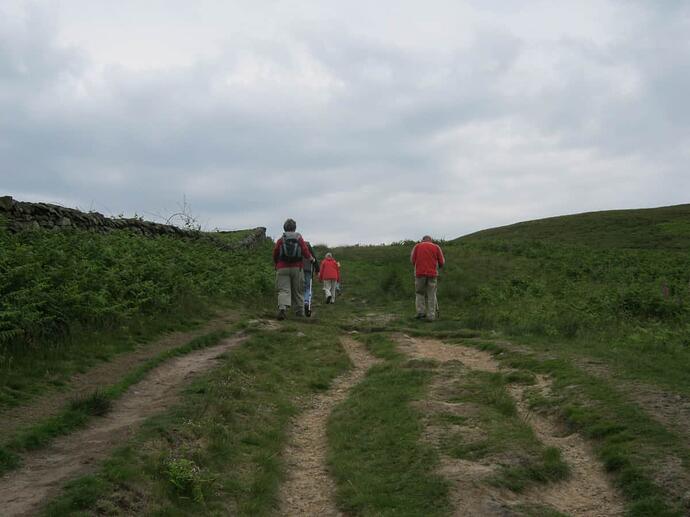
[0,334,246,517]
[0,312,238,438]
[395,334,625,517]
[577,358,690,450]
[278,336,381,517]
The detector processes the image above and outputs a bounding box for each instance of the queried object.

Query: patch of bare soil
[394,335,624,517]
[278,336,381,517]
[0,312,237,439]
[396,334,499,372]
[246,318,281,331]
[351,312,398,328]
[0,335,246,517]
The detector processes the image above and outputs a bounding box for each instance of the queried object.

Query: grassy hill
[334,203,690,392]
[460,203,690,249]
[2,203,690,516]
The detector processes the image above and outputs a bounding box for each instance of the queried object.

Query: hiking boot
[415,313,425,320]
[305,304,311,317]
[277,308,286,321]
[326,295,332,304]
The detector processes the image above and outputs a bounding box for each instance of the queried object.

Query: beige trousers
[322,279,337,302]
[415,276,438,319]
[276,268,304,313]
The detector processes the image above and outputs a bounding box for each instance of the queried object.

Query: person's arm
[410,244,417,265]
[318,261,324,281]
[307,243,318,269]
[299,237,312,260]
[437,245,445,269]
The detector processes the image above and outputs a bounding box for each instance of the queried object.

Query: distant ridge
[458,203,690,250]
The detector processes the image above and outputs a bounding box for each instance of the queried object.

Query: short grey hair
[422,235,432,242]
[325,252,333,258]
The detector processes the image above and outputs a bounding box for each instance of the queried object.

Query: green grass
[435,366,570,492]
[465,339,688,516]
[42,325,350,516]
[0,330,229,474]
[327,333,450,516]
[0,227,274,409]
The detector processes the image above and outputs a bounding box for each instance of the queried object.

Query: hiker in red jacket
[410,235,445,321]
[273,218,313,320]
[318,253,341,304]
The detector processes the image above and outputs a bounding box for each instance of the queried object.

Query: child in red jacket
[318,253,341,304]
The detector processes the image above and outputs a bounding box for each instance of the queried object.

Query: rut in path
[0,312,237,438]
[278,336,381,516]
[396,335,625,517]
[0,334,246,517]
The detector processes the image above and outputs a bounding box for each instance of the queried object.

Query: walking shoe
[415,313,425,320]
[277,308,286,321]
[305,304,311,317]
[326,295,332,304]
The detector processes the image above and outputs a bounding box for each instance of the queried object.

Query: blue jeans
[303,271,313,305]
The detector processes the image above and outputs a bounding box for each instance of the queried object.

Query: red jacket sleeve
[318,260,325,281]
[410,245,417,264]
[436,245,445,268]
[273,239,282,264]
[299,237,312,260]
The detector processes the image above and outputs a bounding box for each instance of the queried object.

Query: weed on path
[0,334,246,517]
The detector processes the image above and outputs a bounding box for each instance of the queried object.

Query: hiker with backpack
[303,241,319,317]
[319,253,341,304]
[410,235,445,321]
[272,218,314,320]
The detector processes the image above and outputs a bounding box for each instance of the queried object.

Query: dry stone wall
[0,195,267,251]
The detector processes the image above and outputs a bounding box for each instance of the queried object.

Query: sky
[1,1,689,245]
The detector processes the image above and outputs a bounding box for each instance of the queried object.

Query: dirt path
[510,377,626,516]
[278,336,380,516]
[0,312,237,439]
[395,335,625,517]
[0,334,246,517]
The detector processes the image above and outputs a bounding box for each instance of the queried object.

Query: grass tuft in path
[327,333,450,516]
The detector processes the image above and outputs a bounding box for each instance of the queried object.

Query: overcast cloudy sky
[1,1,688,244]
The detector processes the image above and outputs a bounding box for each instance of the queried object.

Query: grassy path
[278,336,380,515]
[0,311,237,440]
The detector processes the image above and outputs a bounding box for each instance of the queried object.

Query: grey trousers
[276,268,304,313]
[415,276,438,319]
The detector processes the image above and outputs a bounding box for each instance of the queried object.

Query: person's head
[283,218,297,232]
[325,252,333,259]
[422,235,432,242]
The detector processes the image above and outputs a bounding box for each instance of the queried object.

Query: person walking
[410,235,445,321]
[319,253,341,304]
[303,241,319,317]
[273,219,312,320]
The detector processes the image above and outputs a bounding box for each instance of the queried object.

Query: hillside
[459,203,690,249]
[1,201,689,516]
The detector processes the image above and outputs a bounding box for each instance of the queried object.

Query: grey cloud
[1,2,688,245]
